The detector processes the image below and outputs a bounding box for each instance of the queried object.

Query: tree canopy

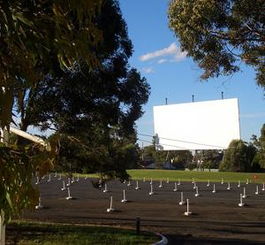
[219,139,256,172]
[168,0,265,87]
[251,124,265,169]
[12,0,150,179]
[0,0,103,130]
[0,0,104,227]
[0,0,150,225]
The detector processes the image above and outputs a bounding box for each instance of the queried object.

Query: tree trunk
[0,214,5,245]
[17,120,29,146]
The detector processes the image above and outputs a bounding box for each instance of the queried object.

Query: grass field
[7,221,158,245]
[127,169,265,183]
[82,169,265,183]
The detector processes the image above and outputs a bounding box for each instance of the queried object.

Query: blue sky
[119,0,265,146]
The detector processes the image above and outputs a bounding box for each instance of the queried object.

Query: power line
[138,133,224,149]
[138,139,187,150]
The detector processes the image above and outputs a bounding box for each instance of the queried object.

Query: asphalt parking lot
[20,175,265,243]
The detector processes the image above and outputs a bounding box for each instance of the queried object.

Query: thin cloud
[142,67,154,74]
[139,42,187,63]
[157,59,167,64]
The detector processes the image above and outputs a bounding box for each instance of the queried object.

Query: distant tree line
[140,145,193,169]
[141,124,265,173]
[220,124,265,172]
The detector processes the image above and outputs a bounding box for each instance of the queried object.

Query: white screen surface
[153,98,240,150]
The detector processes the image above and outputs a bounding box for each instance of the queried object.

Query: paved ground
[17,175,265,244]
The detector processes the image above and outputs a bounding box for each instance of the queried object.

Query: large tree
[219,139,256,172]
[16,0,149,133]
[251,124,265,169]
[0,1,104,235]
[168,0,265,86]
[258,124,265,167]
[14,0,150,179]
[0,0,149,239]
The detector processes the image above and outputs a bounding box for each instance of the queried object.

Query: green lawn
[127,169,265,183]
[76,169,265,183]
[7,221,158,245]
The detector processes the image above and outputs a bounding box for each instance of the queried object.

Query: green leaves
[0,142,54,223]
[168,0,265,86]
[0,0,150,223]
[219,139,256,172]
[0,0,103,130]
[255,124,265,168]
